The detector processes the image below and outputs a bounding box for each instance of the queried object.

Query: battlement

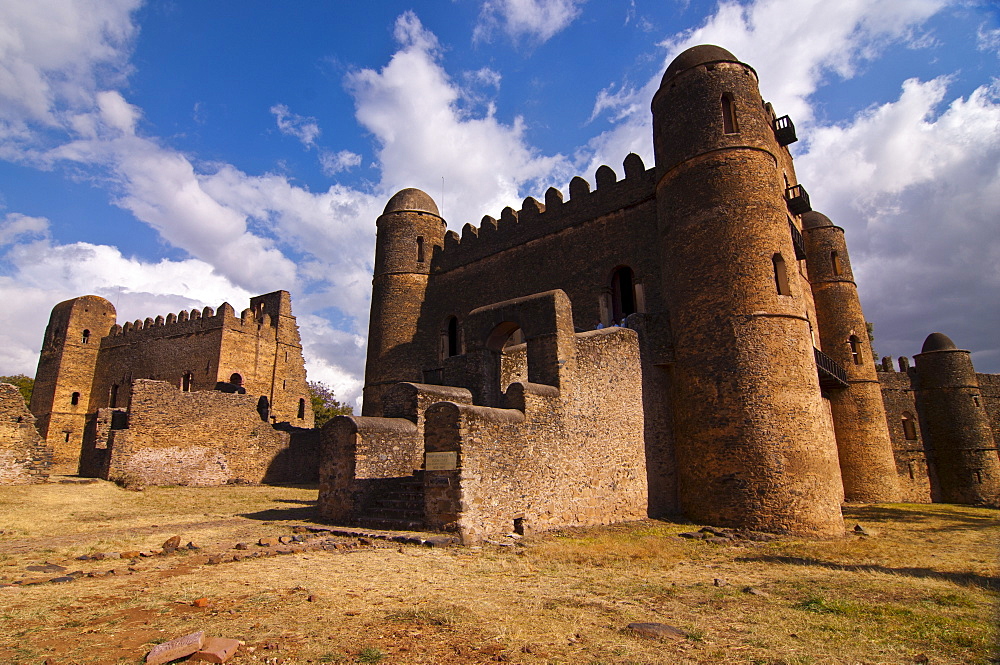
[436,153,656,272]
[102,299,281,346]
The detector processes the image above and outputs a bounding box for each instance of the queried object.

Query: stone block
[146,631,205,664]
[192,637,240,663]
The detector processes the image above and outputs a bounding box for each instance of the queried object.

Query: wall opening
[71,391,80,406]
[486,321,527,405]
[772,253,790,295]
[109,384,118,408]
[441,315,461,360]
[81,329,90,344]
[831,251,843,276]
[416,235,425,263]
[973,395,981,407]
[64,431,70,442]
[182,372,193,392]
[902,411,917,440]
[229,372,243,386]
[721,93,739,134]
[298,398,306,420]
[849,335,862,365]
[610,266,636,324]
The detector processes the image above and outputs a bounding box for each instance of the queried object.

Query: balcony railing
[774,115,798,146]
[815,347,849,390]
[785,184,812,216]
[789,220,806,260]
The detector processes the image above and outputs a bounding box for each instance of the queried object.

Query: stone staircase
[353,473,426,531]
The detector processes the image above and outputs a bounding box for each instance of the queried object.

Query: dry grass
[0,479,997,664]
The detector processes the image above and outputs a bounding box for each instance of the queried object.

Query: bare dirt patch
[0,479,997,664]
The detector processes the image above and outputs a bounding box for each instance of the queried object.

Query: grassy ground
[0,479,996,664]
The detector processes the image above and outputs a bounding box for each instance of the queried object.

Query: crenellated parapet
[103,300,281,347]
[437,153,656,272]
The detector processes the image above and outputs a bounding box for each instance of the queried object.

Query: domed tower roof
[661,44,739,85]
[921,332,959,353]
[382,188,440,217]
[801,211,834,230]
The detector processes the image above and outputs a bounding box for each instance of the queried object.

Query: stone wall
[877,367,933,502]
[423,326,648,542]
[96,380,317,487]
[0,383,51,484]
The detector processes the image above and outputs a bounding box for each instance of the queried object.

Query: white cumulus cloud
[347,11,570,228]
[474,0,586,44]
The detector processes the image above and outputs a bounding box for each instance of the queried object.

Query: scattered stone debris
[713,578,727,587]
[626,622,687,641]
[852,523,871,536]
[3,525,460,588]
[742,586,769,597]
[677,526,779,544]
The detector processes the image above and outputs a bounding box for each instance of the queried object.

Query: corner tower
[30,295,116,468]
[914,333,1000,505]
[362,188,447,416]
[652,45,844,535]
[802,211,900,502]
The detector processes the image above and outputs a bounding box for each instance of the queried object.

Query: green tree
[308,380,353,427]
[0,374,33,407]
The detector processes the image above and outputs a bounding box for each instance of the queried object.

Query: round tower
[802,211,900,502]
[652,45,845,535]
[362,188,447,416]
[30,295,116,468]
[914,333,999,505]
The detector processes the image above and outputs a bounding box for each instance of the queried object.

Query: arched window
[772,254,790,295]
[721,93,739,134]
[416,236,425,263]
[182,372,193,392]
[71,392,80,406]
[298,398,306,420]
[81,329,90,344]
[849,335,862,365]
[610,266,636,324]
[109,384,118,408]
[831,251,843,276]
[901,412,917,440]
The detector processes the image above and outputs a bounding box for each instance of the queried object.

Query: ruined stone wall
[103,380,315,487]
[318,384,474,522]
[977,373,1000,456]
[317,416,419,522]
[423,327,648,542]
[877,367,933,502]
[93,293,311,428]
[0,384,51,484]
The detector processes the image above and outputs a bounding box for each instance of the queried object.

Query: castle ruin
[318,45,1000,542]
[28,290,316,483]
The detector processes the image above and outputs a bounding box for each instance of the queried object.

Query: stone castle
[7,45,999,543]
[25,290,318,485]
[317,45,1000,542]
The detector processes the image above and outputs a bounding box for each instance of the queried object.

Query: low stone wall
[98,380,316,486]
[0,383,51,484]
[317,415,419,522]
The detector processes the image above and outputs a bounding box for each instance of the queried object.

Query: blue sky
[1,0,998,408]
